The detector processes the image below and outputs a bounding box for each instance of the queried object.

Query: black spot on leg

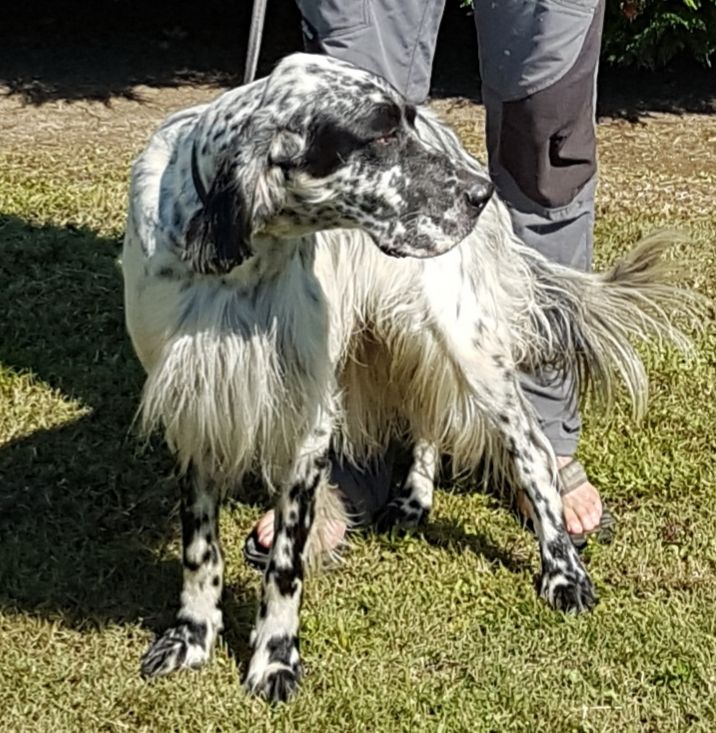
[183,553,200,573]
[544,505,559,528]
[529,481,546,504]
[181,509,197,557]
[267,635,299,666]
[205,532,213,544]
[271,567,300,597]
[202,549,212,565]
[547,537,572,563]
[179,619,208,648]
[212,575,221,588]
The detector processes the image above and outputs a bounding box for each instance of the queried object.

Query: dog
[122,52,699,702]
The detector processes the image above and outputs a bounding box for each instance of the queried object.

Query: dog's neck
[215,234,316,286]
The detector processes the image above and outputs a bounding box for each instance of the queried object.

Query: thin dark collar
[191,138,208,206]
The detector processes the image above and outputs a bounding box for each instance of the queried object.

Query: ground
[1,8,716,731]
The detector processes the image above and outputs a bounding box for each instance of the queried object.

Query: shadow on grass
[419,517,528,575]
[0,214,191,633]
[4,1,714,118]
[1,0,301,105]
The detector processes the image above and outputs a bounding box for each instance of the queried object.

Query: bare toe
[256,510,275,549]
[558,458,603,537]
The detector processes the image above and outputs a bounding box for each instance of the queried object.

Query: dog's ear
[185,127,303,274]
[185,155,253,275]
[247,127,304,228]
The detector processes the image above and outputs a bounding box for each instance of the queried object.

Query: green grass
[1,105,715,733]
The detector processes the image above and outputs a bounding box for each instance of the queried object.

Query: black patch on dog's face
[361,102,401,137]
[302,103,402,179]
[269,72,494,259]
[302,116,364,178]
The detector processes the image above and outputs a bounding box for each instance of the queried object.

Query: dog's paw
[141,620,210,677]
[245,665,303,703]
[539,561,598,614]
[375,496,430,533]
[245,632,303,702]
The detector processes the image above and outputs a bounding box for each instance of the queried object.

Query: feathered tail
[522,231,708,418]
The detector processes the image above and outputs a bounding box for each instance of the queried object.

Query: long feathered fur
[520,231,703,419]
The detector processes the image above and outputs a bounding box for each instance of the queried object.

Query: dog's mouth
[378,232,467,259]
[376,189,494,260]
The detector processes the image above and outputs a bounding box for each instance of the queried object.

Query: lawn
[1,82,715,732]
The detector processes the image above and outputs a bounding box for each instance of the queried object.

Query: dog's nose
[465,180,495,210]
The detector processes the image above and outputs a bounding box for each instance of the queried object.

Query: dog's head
[187,53,494,273]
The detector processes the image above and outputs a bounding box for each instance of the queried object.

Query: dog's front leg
[244,425,331,702]
[142,467,224,676]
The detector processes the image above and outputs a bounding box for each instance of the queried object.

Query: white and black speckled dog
[123,53,698,702]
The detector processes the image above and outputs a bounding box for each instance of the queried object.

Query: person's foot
[515,456,604,538]
[557,456,603,536]
[249,509,347,557]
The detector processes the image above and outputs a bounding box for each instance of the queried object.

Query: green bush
[604,0,716,68]
[460,0,716,69]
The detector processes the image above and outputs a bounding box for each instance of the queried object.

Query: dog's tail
[522,231,707,418]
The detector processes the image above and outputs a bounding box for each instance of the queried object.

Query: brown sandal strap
[558,459,589,496]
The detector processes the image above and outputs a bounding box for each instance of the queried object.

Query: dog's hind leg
[244,411,333,703]
[141,466,224,676]
[375,439,437,532]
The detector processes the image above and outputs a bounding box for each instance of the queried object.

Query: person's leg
[295,0,447,104]
[474,0,607,535]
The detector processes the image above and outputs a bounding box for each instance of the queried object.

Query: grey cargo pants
[295,0,606,517]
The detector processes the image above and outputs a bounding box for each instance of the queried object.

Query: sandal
[242,514,348,572]
[559,459,617,550]
[243,526,270,572]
